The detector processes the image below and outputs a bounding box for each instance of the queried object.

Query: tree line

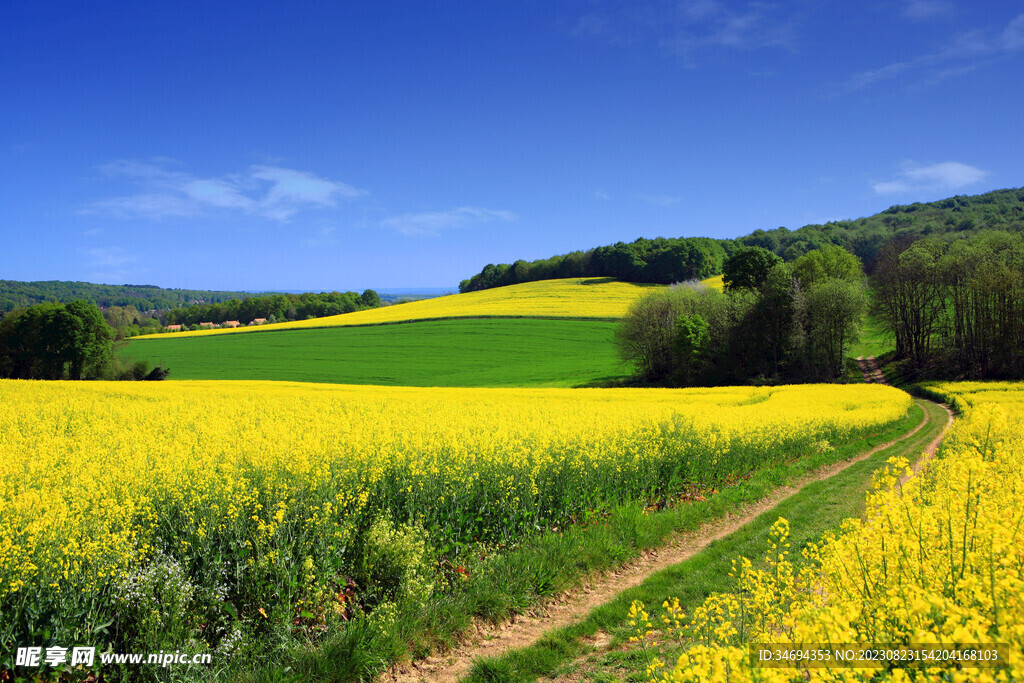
[740,187,1024,269]
[460,187,1024,293]
[872,230,1024,379]
[0,300,167,380]
[0,280,258,316]
[160,290,382,328]
[459,237,728,292]
[616,245,865,385]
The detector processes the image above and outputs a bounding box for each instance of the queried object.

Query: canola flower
[646,381,1024,682]
[701,274,725,291]
[0,380,909,662]
[134,277,721,339]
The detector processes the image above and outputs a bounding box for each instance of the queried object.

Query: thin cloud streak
[85,160,366,222]
[572,1,799,66]
[380,207,516,237]
[81,246,139,284]
[636,193,682,207]
[302,226,338,248]
[872,160,988,195]
[902,0,954,21]
[841,13,1024,93]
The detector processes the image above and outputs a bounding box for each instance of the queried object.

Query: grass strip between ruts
[238,401,926,682]
[462,399,947,683]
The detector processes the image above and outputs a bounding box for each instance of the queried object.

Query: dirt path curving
[851,355,955,484]
[856,355,887,383]
[899,402,953,486]
[382,400,946,683]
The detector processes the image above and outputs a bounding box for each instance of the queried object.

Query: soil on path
[383,399,947,683]
[854,354,953,482]
[857,355,887,383]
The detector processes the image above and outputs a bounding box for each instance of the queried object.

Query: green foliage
[459,237,728,292]
[791,244,863,288]
[802,278,866,378]
[872,229,1024,378]
[673,314,710,385]
[116,554,207,655]
[722,246,783,291]
[102,304,141,329]
[121,318,629,387]
[617,245,867,385]
[251,404,928,683]
[161,289,383,327]
[738,187,1024,267]
[615,290,692,382]
[459,186,1024,294]
[356,518,436,612]
[0,300,112,379]
[0,283,390,341]
[359,288,382,308]
[462,401,941,683]
[0,280,257,317]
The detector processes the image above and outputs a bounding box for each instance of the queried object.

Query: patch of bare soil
[856,355,887,384]
[382,404,938,683]
[899,402,953,487]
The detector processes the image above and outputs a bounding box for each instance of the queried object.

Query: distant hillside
[737,186,1024,268]
[0,280,403,321]
[459,186,1024,291]
[133,277,672,339]
[459,237,726,292]
[0,280,259,316]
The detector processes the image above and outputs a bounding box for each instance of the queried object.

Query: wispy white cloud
[380,206,516,237]
[902,0,954,20]
[842,13,1023,93]
[636,193,682,207]
[81,246,138,283]
[572,1,798,66]
[594,190,611,200]
[302,226,338,248]
[85,160,366,222]
[84,246,136,268]
[872,160,988,195]
[1003,14,1024,50]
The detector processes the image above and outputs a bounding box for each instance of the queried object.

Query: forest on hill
[161,289,382,328]
[0,280,258,316]
[459,187,1024,292]
[0,281,417,325]
[739,186,1024,266]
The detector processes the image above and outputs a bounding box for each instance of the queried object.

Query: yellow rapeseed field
[645,381,1024,682]
[134,277,721,339]
[0,380,909,661]
[701,274,725,291]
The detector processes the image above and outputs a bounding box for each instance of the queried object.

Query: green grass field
[849,311,895,359]
[120,317,629,387]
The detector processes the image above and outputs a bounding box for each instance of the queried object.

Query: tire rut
[382,400,944,683]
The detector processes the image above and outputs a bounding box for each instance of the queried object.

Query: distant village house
[221,320,240,328]
[165,324,182,332]
[249,318,268,326]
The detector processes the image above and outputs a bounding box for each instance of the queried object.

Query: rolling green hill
[136,277,660,339]
[0,280,258,315]
[458,186,1024,291]
[121,318,628,387]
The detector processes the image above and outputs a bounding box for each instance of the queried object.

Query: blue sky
[2,1,1022,291]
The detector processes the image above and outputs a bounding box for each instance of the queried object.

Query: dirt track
[856,355,887,383]
[383,396,950,683]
